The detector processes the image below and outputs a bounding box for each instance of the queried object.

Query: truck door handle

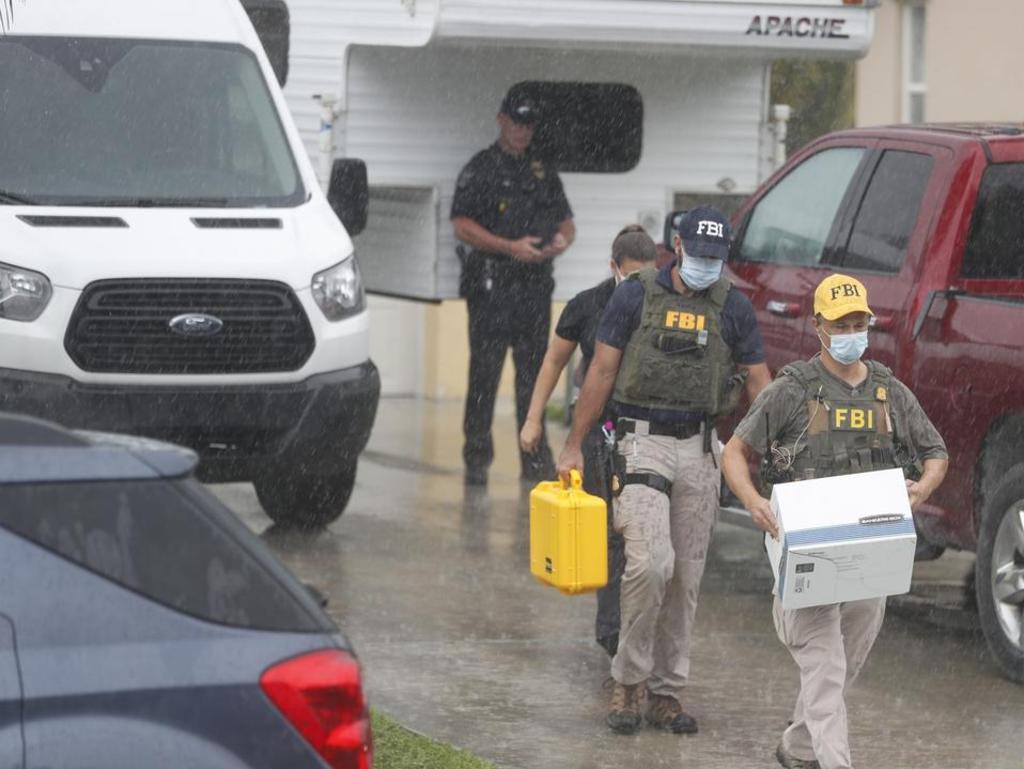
[869,315,895,332]
[766,300,801,318]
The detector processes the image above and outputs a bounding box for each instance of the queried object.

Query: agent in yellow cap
[722,274,948,769]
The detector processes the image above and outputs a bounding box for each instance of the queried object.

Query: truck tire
[975,464,1024,684]
[255,462,358,529]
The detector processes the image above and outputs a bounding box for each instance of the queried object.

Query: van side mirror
[663,209,687,250]
[241,0,290,86]
[328,159,369,237]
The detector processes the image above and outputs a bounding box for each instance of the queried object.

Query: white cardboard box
[765,468,917,610]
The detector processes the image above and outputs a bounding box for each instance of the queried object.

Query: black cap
[500,89,542,124]
[678,206,733,260]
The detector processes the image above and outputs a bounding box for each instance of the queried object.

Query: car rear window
[962,163,1024,279]
[0,479,325,632]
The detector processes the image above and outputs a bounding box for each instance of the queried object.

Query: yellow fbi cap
[813,273,873,320]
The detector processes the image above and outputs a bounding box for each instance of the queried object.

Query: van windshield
[0,37,305,207]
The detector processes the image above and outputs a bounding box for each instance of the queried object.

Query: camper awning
[435,0,875,58]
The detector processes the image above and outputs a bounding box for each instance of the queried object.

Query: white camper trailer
[280,0,877,394]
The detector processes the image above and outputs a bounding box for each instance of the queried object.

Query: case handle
[563,469,583,491]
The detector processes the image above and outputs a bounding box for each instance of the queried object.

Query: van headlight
[311,256,365,321]
[0,263,52,322]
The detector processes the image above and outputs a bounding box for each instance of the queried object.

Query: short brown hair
[611,225,656,266]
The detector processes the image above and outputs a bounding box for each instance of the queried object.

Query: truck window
[0,479,322,632]
[509,81,642,173]
[739,147,865,266]
[840,150,933,273]
[962,163,1024,279]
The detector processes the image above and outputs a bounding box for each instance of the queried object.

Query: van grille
[65,279,315,374]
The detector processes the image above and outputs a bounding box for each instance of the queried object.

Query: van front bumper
[0,362,380,482]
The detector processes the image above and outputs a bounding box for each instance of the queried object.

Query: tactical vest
[780,359,900,480]
[612,271,737,417]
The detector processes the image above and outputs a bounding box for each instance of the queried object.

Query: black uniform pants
[463,284,555,477]
[582,425,626,652]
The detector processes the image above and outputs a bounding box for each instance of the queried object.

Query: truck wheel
[975,465,1024,684]
[255,462,358,529]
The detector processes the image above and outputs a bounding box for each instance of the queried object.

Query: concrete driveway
[213,397,1024,769]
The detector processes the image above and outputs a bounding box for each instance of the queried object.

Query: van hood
[0,202,353,291]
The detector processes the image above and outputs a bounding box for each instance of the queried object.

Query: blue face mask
[821,329,869,365]
[678,254,723,291]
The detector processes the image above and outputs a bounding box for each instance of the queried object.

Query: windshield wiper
[74,197,233,208]
[0,191,38,205]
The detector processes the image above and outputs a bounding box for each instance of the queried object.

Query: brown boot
[606,681,645,734]
[646,693,698,734]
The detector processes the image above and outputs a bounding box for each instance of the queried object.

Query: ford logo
[169,313,224,337]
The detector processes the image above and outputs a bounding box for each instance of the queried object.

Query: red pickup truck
[723,124,1024,683]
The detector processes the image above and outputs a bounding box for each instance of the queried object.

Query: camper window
[512,81,642,173]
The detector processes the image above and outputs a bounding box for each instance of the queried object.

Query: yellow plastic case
[529,470,608,595]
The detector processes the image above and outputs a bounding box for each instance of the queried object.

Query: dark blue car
[0,413,371,769]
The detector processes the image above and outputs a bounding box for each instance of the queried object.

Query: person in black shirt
[451,87,576,486]
[520,225,657,657]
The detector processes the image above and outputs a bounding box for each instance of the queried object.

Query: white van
[0,0,377,526]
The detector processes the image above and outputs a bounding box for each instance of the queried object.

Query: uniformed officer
[451,87,576,486]
[520,225,658,658]
[556,206,771,735]
[721,274,949,769]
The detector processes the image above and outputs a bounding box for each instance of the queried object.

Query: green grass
[371,711,499,769]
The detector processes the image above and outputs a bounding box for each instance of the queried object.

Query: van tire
[255,462,358,529]
[975,464,1024,684]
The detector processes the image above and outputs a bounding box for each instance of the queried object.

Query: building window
[511,81,643,173]
[902,3,927,123]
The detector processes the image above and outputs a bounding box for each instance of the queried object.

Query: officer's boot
[646,693,698,734]
[775,742,821,769]
[606,681,645,734]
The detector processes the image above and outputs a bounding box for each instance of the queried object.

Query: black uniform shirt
[451,143,572,251]
[555,277,616,366]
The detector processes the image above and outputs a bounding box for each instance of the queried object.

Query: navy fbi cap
[678,205,732,260]
[500,90,542,124]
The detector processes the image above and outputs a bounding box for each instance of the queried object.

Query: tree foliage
[771,59,856,155]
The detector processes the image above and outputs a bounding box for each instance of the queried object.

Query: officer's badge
[875,386,887,402]
[531,160,546,180]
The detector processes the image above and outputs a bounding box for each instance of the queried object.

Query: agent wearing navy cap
[452,87,576,486]
[557,206,770,735]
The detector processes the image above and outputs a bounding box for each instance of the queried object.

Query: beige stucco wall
[857,0,1024,126]
[855,1,902,126]
[422,299,569,401]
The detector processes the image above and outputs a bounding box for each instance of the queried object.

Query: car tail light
[261,649,372,769]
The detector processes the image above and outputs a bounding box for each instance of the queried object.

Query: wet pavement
[212,397,1024,769]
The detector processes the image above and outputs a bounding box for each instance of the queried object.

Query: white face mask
[819,328,869,365]
[678,254,723,291]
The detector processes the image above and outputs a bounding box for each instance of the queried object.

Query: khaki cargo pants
[773,596,886,769]
[610,425,719,698]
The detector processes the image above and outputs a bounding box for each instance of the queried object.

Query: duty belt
[617,418,702,440]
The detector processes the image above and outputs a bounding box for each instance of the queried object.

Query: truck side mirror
[327,159,369,237]
[663,209,687,251]
[241,0,290,86]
